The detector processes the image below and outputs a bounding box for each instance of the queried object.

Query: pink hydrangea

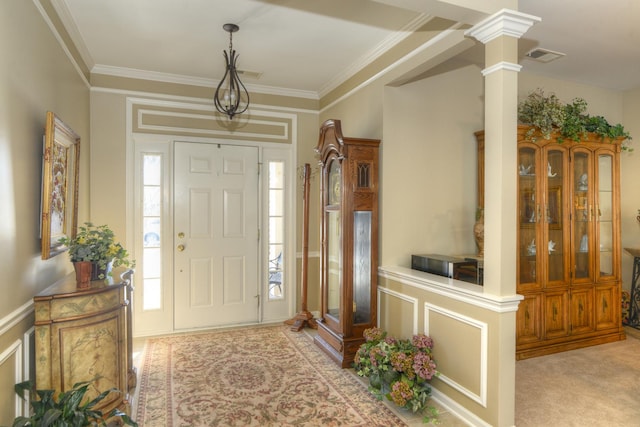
[389,381,414,407]
[413,352,437,380]
[412,334,434,350]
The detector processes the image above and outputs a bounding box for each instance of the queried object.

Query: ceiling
[55,0,640,98]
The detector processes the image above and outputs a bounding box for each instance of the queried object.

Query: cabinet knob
[177,244,185,252]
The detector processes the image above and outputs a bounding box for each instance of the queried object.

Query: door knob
[177,244,185,252]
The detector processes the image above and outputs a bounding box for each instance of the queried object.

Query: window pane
[269,189,283,216]
[143,187,161,216]
[143,217,161,247]
[143,154,161,185]
[142,278,162,310]
[269,217,284,244]
[269,161,284,188]
[143,247,161,278]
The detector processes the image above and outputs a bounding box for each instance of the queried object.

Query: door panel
[174,142,258,329]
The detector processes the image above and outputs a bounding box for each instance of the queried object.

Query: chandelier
[214,23,250,120]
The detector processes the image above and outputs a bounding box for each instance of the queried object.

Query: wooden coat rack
[286,163,317,331]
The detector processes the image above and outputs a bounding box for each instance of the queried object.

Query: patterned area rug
[134,325,406,426]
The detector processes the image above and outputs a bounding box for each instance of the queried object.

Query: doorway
[132,138,294,336]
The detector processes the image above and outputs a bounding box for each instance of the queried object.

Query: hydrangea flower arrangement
[353,327,438,422]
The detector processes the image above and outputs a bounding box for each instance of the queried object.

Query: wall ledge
[379,266,522,313]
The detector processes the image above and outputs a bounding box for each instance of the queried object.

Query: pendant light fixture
[214,23,250,120]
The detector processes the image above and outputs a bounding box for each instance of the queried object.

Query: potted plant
[518,88,632,150]
[59,222,135,285]
[353,327,439,423]
[12,380,137,427]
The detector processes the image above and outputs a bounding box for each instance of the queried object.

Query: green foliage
[12,380,137,427]
[518,88,632,150]
[58,222,135,279]
[353,328,439,423]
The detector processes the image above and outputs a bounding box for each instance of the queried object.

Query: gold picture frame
[41,112,80,260]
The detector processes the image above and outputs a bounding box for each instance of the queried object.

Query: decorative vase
[73,261,92,288]
[91,260,113,281]
[474,209,484,257]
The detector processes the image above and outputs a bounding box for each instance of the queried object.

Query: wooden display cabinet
[314,119,380,368]
[475,126,625,359]
[34,269,136,417]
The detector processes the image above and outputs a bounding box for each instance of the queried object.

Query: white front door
[173,142,259,329]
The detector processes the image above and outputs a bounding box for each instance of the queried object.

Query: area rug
[134,325,406,426]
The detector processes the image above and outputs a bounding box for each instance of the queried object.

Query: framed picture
[41,112,80,260]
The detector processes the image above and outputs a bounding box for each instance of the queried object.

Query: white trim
[91,64,319,100]
[318,13,434,97]
[0,340,24,418]
[425,303,488,407]
[92,86,320,116]
[465,8,541,44]
[378,265,523,313]
[481,61,522,76]
[32,0,90,89]
[135,108,290,141]
[321,22,466,114]
[431,387,493,427]
[377,287,419,335]
[0,300,33,337]
[50,0,95,70]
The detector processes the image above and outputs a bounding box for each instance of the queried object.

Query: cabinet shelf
[476,125,624,360]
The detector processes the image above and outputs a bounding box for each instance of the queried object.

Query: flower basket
[353,327,438,423]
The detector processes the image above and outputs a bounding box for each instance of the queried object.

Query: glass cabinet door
[571,149,592,283]
[518,146,539,287]
[326,159,342,320]
[545,148,567,285]
[596,152,614,280]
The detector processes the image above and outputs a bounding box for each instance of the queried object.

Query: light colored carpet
[516,328,640,426]
[133,325,408,426]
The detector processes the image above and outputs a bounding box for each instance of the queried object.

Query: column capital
[465,8,541,44]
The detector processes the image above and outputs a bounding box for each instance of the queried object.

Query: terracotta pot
[73,261,93,288]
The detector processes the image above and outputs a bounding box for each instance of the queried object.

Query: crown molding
[91,64,319,100]
[318,12,434,98]
[465,8,541,44]
[51,0,95,69]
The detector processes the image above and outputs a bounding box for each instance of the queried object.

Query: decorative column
[466,9,540,427]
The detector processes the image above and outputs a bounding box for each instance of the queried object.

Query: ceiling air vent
[237,69,262,80]
[525,48,565,63]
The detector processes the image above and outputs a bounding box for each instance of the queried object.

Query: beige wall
[0,0,90,423]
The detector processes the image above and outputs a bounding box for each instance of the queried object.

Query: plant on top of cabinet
[518,88,632,150]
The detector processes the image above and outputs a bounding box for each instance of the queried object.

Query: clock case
[313,119,380,367]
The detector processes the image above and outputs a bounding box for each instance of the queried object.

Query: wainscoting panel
[378,287,419,336]
[424,303,488,407]
[0,302,34,424]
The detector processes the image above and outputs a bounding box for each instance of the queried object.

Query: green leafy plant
[58,222,135,279]
[353,327,439,423]
[12,380,137,427]
[518,88,632,150]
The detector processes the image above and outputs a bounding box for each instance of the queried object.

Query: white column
[466,9,540,426]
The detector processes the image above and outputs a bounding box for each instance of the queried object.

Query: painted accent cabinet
[34,269,136,416]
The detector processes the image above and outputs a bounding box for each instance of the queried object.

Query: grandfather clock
[313,119,380,368]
